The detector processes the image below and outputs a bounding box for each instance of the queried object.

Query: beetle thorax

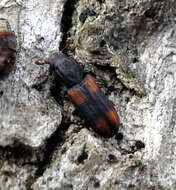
[48,53,84,88]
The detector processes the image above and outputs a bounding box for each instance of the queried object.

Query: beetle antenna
[61,38,72,53]
[35,61,49,65]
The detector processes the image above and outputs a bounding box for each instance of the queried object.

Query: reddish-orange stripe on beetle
[85,75,99,94]
[106,109,120,130]
[68,88,87,105]
[94,117,111,137]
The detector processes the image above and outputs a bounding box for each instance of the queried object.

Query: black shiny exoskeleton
[48,53,84,88]
[36,52,120,137]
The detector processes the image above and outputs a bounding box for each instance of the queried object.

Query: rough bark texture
[0,0,63,148]
[0,0,176,189]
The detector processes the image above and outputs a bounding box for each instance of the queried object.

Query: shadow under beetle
[35,42,120,137]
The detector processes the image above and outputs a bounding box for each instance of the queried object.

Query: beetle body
[45,52,120,137]
[68,74,120,137]
[0,19,17,78]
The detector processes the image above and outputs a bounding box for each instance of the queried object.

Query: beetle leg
[61,38,72,53]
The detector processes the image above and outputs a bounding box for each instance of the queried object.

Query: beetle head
[47,52,84,88]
